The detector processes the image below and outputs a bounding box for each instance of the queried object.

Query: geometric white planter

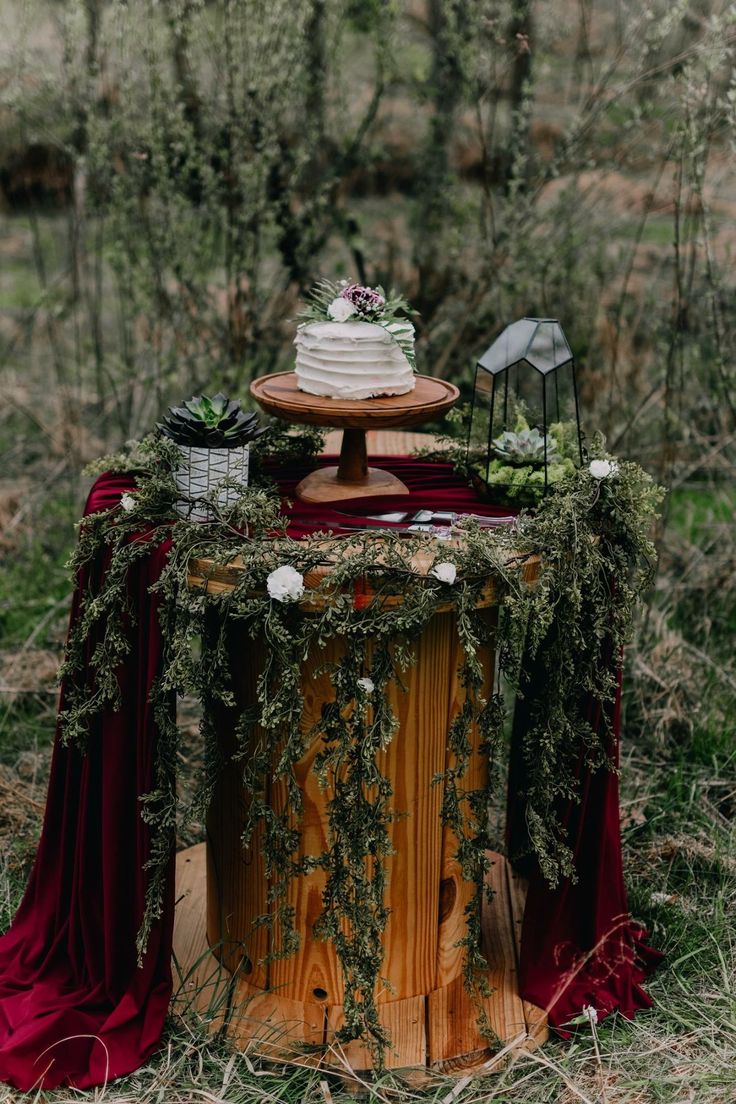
[174,445,250,522]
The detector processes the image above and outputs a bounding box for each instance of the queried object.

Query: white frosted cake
[295,319,415,400]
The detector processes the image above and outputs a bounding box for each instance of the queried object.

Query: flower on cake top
[340,283,386,316]
[326,286,386,322]
[327,297,356,322]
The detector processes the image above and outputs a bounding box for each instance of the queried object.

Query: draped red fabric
[507,656,664,1030]
[0,472,174,1091]
[0,455,659,1090]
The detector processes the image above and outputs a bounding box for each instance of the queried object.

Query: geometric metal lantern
[468,317,584,505]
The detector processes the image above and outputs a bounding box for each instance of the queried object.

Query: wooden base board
[171,844,548,1080]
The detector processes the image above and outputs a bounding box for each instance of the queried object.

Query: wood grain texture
[375,613,451,998]
[267,633,346,1005]
[172,843,233,1031]
[250,372,459,430]
[428,849,527,1070]
[173,843,549,1075]
[505,861,550,1048]
[224,611,459,1006]
[326,996,426,1071]
[230,978,325,1054]
[295,462,410,503]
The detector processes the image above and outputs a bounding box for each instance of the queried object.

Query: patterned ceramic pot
[174,445,250,521]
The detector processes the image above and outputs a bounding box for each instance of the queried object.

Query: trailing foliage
[58,427,661,1061]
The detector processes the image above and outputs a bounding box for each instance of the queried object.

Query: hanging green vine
[58,428,662,1060]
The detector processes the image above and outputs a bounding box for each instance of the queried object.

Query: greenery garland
[59,425,662,1061]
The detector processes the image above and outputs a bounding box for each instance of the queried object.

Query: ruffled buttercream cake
[295,320,416,400]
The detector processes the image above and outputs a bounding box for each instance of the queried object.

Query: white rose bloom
[357,677,375,694]
[583,1005,599,1026]
[120,492,136,512]
[431,562,457,584]
[588,459,618,480]
[327,297,356,322]
[266,565,305,603]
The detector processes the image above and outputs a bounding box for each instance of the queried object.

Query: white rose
[327,297,356,322]
[588,459,618,480]
[266,565,305,603]
[120,492,136,512]
[431,562,457,585]
[357,677,375,695]
[582,1005,599,1026]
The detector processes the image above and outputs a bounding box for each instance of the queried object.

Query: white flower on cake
[266,565,305,603]
[356,677,375,694]
[431,562,457,584]
[327,297,356,322]
[589,459,618,480]
[120,492,136,512]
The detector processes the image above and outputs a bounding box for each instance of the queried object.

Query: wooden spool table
[172,431,547,1077]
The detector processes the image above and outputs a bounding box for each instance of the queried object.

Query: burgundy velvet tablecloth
[0,475,174,1091]
[0,457,660,1090]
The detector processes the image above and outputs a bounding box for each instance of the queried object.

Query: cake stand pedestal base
[250,374,459,505]
[296,427,409,503]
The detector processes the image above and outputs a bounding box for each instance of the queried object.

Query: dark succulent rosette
[298,278,417,370]
[158,393,265,449]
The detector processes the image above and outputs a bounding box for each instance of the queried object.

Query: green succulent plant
[158,393,264,448]
[491,426,559,467]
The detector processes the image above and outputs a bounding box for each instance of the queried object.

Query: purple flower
[340,284,386,316]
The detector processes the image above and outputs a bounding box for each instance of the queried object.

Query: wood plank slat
[427,849,529,1070]
[172,844,234,1030]
[325,995,426,1072]
[229,978,326,1058]
[268,636,346,1006]
[376,612,450,1000]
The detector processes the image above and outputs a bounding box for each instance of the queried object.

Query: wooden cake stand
[250,371,459,503]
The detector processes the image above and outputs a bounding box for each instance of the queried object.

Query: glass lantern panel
[468,364,494,462]
[478,318,538,375]
[526,320,572,373]
[544,360,583,464]
[490,361,546,442]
